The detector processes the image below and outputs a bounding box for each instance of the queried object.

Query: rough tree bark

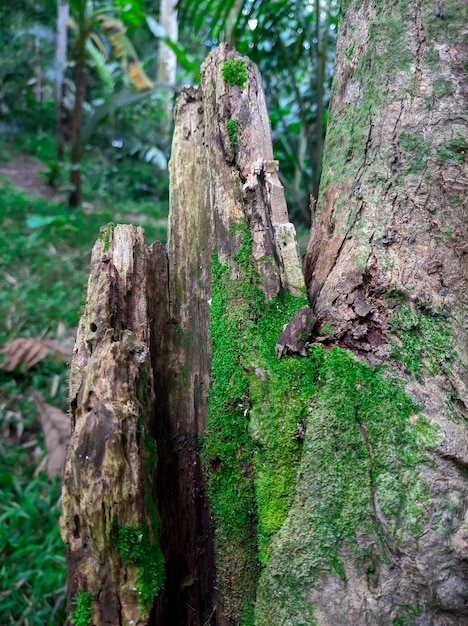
[61,4,467,622]
[296,0,467,624]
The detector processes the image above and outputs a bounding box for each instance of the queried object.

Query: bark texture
[61,225,164,625]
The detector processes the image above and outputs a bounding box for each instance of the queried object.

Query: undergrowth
[0,380,66,625]
[0,137,169,623]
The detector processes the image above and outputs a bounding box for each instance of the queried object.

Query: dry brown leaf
[1,337,72,371]
[31,390,71,477]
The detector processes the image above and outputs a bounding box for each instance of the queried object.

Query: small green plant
[38,160,65,189]
[221,59,248,87]
[99,222,114,252]
[70,592,93,626]
[226,118,239,154]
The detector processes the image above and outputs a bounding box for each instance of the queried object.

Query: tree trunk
[61,8,468,622]
[295,0,468,623]
[55,0,69,161]
[69,25,87,208]
[157,0,178,133]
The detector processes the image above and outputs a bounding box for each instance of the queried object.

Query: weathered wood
[151,43,308,625]
[61,225,164,626]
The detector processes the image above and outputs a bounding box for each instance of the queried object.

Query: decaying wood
[151,42,307,625]
[60,225,160,626]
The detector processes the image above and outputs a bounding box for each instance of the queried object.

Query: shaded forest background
[0,1,338,624]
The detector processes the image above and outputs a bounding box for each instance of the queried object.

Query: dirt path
[0,158,65,202]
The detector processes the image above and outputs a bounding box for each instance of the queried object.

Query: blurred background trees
[0,0,339,226]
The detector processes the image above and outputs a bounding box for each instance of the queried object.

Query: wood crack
[413,0,426,98]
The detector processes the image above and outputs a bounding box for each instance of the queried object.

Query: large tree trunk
[294,0,468,624]
[61,5,467,622]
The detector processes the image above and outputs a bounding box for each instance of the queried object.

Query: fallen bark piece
[275,306,317,358]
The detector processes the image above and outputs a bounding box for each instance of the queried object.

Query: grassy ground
[0,135,169,624]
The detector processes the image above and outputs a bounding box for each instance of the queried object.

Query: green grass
[0,388,66,625]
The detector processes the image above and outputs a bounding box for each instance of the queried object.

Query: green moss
[204,218,315,620]
[318,2,414,196]
[221,59,248,87]
[398,131,431,173]
[99,222,114,252]
[255,347,436,624]
[320,322,335,336]
[206,219,439,624]
[435,135,466,163]
[70,591,93,626]
[113,520,165,609]
[226,118,239,154]
[345,41,355,60]
[432,78,453,99]
[389,303,457,379]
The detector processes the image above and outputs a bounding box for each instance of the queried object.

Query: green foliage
[0,405,66,625]
[70,591,93,626]
[113,520,165,608]
[221,59,248,87]
[389,303,457,379]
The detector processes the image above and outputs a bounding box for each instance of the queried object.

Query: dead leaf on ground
[31,390,70,477]
[1,337,72,371]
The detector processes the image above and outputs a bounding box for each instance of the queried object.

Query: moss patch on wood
[203,219,315,620]
[70,591,93,626]
[226,118,239,154]
[113,519,165,610]
[389,302,457,379]
[221,59,248,87]
[255,347,437,624]
[205,219,438,624]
